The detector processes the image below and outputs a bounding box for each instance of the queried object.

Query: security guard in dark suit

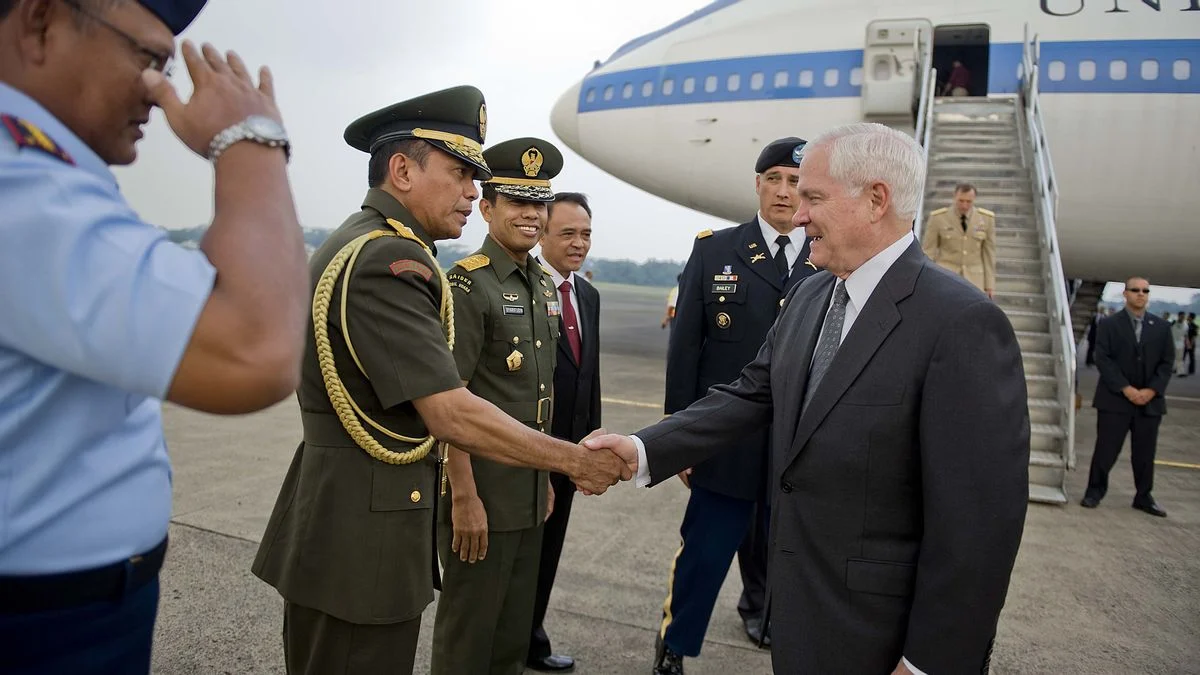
[654,137,818,674]
[431,138,565,675]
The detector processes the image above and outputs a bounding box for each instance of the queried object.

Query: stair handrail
[1021,24,1077,473]
[912,32,936,239]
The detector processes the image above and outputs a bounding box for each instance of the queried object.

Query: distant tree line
[164,227,684,288]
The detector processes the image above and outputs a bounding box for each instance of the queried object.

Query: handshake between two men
[574,429,641,495]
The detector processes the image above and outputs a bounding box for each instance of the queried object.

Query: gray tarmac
[153,282,1200,674]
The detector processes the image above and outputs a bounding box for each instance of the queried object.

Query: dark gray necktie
[1134,317,1143,343]
[803,282,850,411]
[774,235,791,281]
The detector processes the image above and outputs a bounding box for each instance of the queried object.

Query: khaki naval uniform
[921,205,996,293]
[251,85,493,675]
[430,234,561,675]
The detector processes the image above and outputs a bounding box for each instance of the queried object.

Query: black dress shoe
[1080,496,1099,508]
[743,617,771,648]
[653,637,685,675]
[1133,501,1168,517]
[526,654,576,672]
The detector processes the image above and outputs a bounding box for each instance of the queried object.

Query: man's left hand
[545,477,555,522]
[985,288,994,300]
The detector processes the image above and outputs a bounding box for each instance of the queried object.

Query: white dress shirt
[757,213,807,272]
[548,265,583,340]
[629,230,926,675]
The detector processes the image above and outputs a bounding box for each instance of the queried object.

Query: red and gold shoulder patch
[389,259,433,281]
[1,114,74,165]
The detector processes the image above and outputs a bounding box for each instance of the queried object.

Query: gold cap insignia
[750,253,766,263]
[716,312,731,329]
[506,349,524,372]
[522,147,543,177]
[479,103,487,142]
[503,292,518,302]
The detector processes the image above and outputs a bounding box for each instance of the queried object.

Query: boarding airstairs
[912,30,1075,504]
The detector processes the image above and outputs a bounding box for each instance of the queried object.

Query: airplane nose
[550,79,583,154]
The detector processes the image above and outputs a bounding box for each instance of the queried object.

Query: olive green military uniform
[251,86,492,675]
[921,205,997,293]
[431,138,564,675]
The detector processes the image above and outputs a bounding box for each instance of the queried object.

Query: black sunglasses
[1125,288,1150,294]
[62,0,174,76]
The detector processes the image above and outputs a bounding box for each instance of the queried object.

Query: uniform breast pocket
[705,290,746,342]
[487,319,533,375]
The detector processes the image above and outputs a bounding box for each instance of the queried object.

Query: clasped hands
[1122,385,1156,406]
[566,429,640,495]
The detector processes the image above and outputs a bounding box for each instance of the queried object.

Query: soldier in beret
[0,1,310,673]
[652,137,820,674]
[251,93,628,675]
[430,137,566,675]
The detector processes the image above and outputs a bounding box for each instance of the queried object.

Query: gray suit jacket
[637,241,1030,674]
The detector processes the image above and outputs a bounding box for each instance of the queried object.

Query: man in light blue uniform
[0,1,310,673]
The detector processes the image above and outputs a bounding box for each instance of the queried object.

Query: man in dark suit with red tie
[525,192,602,672]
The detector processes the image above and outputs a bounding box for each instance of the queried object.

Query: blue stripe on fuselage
[577,39,1200,113]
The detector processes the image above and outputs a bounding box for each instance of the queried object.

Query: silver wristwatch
[207,115,290,162]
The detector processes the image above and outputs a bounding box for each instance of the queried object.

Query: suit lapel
[783,244,923,470]
[785,236,817,293]
[577,280,597,368]
[779,274,835,450]
[736,221,782,291]
[1115,309,1138,346]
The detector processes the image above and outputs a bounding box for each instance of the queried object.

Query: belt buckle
[536,397,551,424]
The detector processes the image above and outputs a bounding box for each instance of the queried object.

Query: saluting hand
[143,40,283,159]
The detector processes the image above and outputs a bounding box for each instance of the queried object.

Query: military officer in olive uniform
[653,138,820,674]
[430,138,565,675]
[921,182,996,297]
[252,90,627,675]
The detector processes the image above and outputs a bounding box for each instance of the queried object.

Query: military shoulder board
[696,229,713,239]
[455,254,490,271]
[1,114,74,165]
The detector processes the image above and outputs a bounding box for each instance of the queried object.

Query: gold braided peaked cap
[343,85,492,180]
[481,137,564,202]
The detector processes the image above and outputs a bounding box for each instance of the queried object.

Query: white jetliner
[550,0,1200,288]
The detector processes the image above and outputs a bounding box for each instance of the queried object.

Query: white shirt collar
[839,231,915,311]
[548,264,574,292]
[757,213,806,251]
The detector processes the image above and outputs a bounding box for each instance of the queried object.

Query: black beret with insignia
[481,137,563,203]
[136,0,208,35]
[754,136,807,174]
[344,85,492,180]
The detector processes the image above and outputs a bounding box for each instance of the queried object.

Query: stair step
[996,229,1038,244]
[1016,330,1053,353]
[1031,421,1067,453]
[996,292,1047,312]
[1007,308,1050,332]
[997,274,1044,294]
[1029,398,1064,425]
[1025,374,1059,399]
[997,257,1043,276]
[928,167,1028,179]
[998,242,1040,259]
[1029,483,1068,504]
[1022,352,1057,376]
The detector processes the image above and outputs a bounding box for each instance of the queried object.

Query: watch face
[245,115,286,141]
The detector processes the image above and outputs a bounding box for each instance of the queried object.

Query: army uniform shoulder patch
[1,114,74,165]
[929,207,949,216]
[454,254,490,271]
[389,259,433,281]
[447,271,473,293]
[977,207,995,217]
[696,229,714,239]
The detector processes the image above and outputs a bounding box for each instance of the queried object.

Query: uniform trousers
[528,471,577,661]
[660,485,759,656]
[431,523,544,675]
[0,575,159,675]
[282,601,420,675]
[1085,409,1162,505]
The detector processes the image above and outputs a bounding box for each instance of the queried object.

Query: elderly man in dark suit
[652,137,819,673]
[1081,278,1174,517]
[525,192,602,673]
[586,122,1030,675]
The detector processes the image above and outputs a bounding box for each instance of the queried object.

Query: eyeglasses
[62,0,174,76]
[1125,288,1150,294]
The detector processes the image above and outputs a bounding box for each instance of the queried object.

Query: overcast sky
[111,0,1196,303]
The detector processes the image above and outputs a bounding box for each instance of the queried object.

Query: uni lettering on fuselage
[1041,0,1200,16]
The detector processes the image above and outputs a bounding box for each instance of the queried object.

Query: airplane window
[642,81,654,97]
[751,72,765,90]
[586,88,596,103]
[663,79,675,96]
[1079,60,1096,81]
[1110,60,1127,80]
[1174,59,1191,80]
[850,67,863,86]
[774,70,789,87]
[622,83,634,99]
[824,68,839,87]
[705,75,718,93]
[1141,59,1159,80]
[873,57,891,81]
[683,77,696,94]
[1047,60,1065,81]
[604,85,614,101]
[799,69,814,87]
[727,74,741,92]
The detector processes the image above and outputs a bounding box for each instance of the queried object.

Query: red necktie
[559,280,582,363]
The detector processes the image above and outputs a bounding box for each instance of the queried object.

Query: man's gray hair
[808,123,925,222]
